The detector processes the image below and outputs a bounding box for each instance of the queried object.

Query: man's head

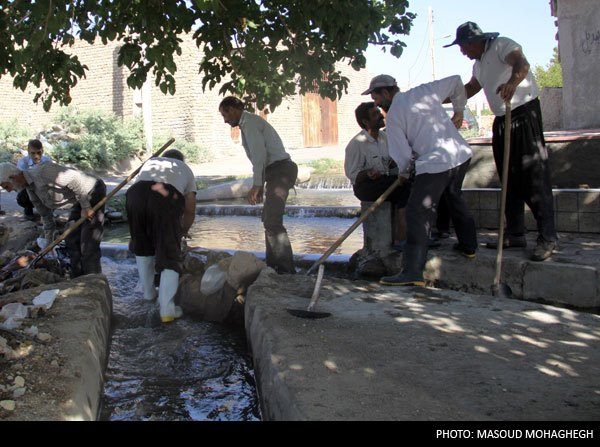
[218,96,245,127]
[444,22,499,60]
[27,139,44,165]
[362,75,399,113]
[163,149,185,162]
[355,102,385,131]
[0,162,27,192]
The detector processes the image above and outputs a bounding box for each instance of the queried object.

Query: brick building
[0,36,373,155]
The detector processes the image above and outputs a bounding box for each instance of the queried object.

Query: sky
[366,0,557,95]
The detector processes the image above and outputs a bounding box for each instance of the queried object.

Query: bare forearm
[182,211,195,235]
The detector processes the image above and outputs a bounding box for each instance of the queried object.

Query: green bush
[52,108,144,170]
[302,158,344,175]
[0,119,31,162]
[152,134,214,164]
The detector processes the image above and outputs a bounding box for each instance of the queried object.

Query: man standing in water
[126,149,197,323]
[219,97,298,274]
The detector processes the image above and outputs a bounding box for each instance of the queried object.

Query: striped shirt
[23,162,99,231]
[239,111,291,186]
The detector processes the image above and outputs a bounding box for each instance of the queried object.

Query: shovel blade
[286,308,331,319]
[492,282,512,298]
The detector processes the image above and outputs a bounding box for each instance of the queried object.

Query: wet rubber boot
[380,243,428,286]
[135,256,157,301]
[265,230,296,274]
[158,269,183,323]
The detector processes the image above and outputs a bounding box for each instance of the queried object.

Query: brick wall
[0,36,372,156]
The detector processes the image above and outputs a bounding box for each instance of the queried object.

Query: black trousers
[492,98,557,242]
[353,175,411,208]
[406,160,477,251]
[17,189,34,215]
[126,181,185,274]
[66,179,106,277]
[262,159,298,273]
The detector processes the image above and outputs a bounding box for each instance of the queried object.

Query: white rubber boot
[135,256,157,301]
[158,269,182,323]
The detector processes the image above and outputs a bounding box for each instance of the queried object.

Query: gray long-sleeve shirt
[23,162,99,231]
[239,111,291,186]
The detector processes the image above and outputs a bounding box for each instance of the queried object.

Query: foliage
[302,158,344,175]
[152,133,214,164]
[534,47,563,88]
[0,119,31,162]
[0,1,414,111]
[106,193,127,221]
[51,108,143,170]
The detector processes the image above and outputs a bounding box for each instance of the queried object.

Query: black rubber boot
[380,243,428,286]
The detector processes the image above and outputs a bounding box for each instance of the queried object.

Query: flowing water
[99,257,261,421]
[105,215,364,255]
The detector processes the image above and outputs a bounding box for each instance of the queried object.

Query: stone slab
[245,270,600,420]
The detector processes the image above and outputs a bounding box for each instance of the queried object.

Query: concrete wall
[557,0,600,129]
[539,87,563,131]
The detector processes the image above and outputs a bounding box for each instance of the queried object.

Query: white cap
[362,74,398,95]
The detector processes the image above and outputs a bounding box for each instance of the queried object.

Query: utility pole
[428,6,436,81]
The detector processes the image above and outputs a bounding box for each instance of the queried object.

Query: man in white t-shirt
[445,22,557,261]
[126,149,197,323]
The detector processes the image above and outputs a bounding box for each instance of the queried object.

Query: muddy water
[105,215,363,255]
[99,257,261,421]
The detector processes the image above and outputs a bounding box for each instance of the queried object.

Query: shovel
[287,264,331,319]
[26,138,176,270]
[492,102,513,298]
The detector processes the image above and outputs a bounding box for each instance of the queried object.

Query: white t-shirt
[385,75,472,176]
[135,157,197,195]
[473,36,540,116]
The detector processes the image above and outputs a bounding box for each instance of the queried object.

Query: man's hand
[81,207,95,220]
[451,111,464,130]
[366,168,382,180]
[496,82,517,103]
[247,185,264,205]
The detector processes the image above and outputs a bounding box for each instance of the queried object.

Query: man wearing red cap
[445,22,558,261]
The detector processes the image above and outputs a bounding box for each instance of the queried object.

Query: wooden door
[302,93,338,147]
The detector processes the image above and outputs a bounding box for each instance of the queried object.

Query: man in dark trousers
[0,161,106,277]
[344,102,411,249]
[445,21,558,261]
[219,96,298,274]
[126,149,197,323]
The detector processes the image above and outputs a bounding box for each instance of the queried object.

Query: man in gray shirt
[0,161,106,277]
[219,96,298,274]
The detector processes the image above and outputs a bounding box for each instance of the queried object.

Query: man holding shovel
[126,149,197,323]
[0,161,106,277]
[365,74,477,286]
[445,22,557,261]
[219,96,298,274]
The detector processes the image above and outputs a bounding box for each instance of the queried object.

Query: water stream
[99,257,261,421]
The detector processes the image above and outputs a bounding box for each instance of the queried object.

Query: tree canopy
[534,47,562,88]
[0,0,415,111]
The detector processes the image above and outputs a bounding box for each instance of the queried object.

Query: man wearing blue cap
[445,22,557,261]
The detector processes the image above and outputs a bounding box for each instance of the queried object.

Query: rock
[50,360,59,368]
[24,325,39,337]
[226,251,266,290]
[200,263,228,296]
[177,274,238,324]
[12,387,26,399]
[51,124,64,132]
[37,333,52,342]
[296,166,313,184]
[14,376,25,388]
[0,400,15,411]
[0,302,29,320]
[32,289,60,310]
[206,251,232,268]
[27,306,46,319]
[183,252,206,275]
[0,224,10,247]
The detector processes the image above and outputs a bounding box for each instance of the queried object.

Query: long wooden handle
[306,176,404,275]
[28,138,175,268]
[493,103,511,288]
